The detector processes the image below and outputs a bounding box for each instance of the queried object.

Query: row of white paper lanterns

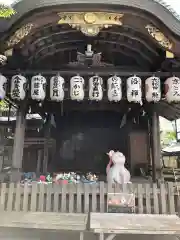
[0,74,179,103]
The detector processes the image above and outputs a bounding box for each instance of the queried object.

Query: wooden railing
[0,182,179,214]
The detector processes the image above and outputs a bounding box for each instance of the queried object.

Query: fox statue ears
[106,150,115,158]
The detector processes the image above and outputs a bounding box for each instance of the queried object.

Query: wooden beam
[1,69,179,77]
[27,39,153,64]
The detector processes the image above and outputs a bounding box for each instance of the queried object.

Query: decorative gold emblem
[7,23,34,47]
[166,51,174,59]
[58,12,123,36]
[84,13,96,24]
[145,24,172,50]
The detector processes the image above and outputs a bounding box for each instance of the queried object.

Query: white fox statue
[106,150,131,184]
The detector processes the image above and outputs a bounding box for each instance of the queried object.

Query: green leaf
[0,5,16,18]
[0,100,9,111]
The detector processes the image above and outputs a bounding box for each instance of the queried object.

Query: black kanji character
[73,90,79,96]
[131,90,139,96]
[152,79,159,90]
[112,89,118,97]
[12,89,20,98]
[33,89,39,96]
[53,89,59,97]
[152,92,159,98]
[131,78,138,85]
[92,91,99,97]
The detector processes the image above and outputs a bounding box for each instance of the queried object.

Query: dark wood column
[151,111,161,182]
[43,115,51,173]
[10,105,26,182]
[36,149,42,174]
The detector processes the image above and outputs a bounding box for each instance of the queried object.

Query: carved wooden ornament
[7,23,34,47]
[146,24,173,50]
[58,12,123,36]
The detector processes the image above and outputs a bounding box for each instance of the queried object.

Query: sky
[163,0,180,15]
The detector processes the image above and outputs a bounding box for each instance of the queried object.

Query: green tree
[0,4,16,18]
[0,101,8,111]
[161,130,176,147]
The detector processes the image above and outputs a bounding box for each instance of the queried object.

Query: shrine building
[0,0,180,182]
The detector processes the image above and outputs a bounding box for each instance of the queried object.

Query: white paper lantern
[31,74,46,101]
[70,75,84,101]
[107,76,122,102]
[165,77,180,103]
[50,75,64,101]
[0,74,7,100]
[11,75,27,100]
[145,76,161,102]
[127,76,142,104]
[89,75,103,101]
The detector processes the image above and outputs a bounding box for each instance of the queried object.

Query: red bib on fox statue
[106,151,131,184]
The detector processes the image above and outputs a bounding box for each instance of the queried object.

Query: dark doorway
[51,111,129,174]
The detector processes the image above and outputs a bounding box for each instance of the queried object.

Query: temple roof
[1,0,180,121]
[4,0,180,20]
[0,0,180,36]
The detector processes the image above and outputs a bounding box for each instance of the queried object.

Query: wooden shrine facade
[0,0,180,181]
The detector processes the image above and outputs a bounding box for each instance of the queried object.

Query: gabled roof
[1,0,180,36]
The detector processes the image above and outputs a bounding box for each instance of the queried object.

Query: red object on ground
[60,180,68,184]
[39,175,46,182]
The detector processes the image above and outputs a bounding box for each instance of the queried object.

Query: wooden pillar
[10,105,26,182]
[151,111,161,182]
[0,155,3,172]
[0,127,4,173]
[36,149,42,174]
[43,115,51,173]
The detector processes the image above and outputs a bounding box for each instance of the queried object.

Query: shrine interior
[21,105,149,176]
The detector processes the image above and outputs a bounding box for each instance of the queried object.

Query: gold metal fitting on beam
[7,23,34,47]
[166,51,174,59]
[57,12,124,36]
[145,24,173,50]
